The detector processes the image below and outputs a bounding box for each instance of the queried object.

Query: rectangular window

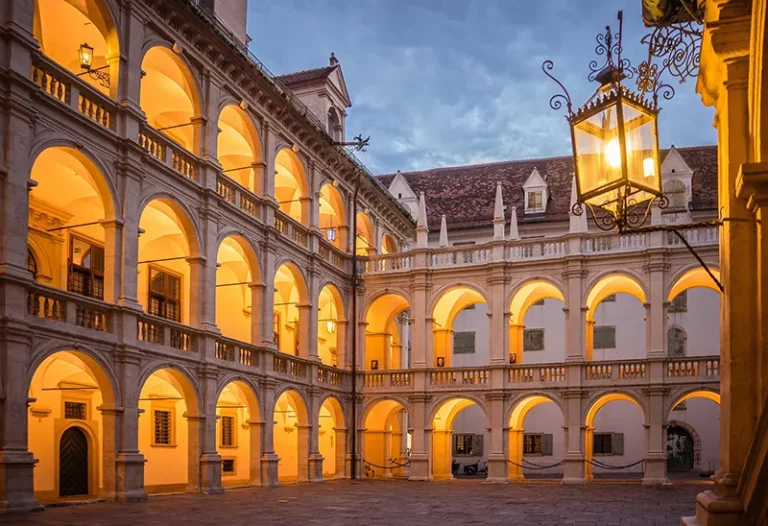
[453,331,475,354]
[153,410,172,445]
[524,433,543,455]
[454,434,483,456]
[220,415,235,447]
[222,458,236,475]
[593,432,613,455]
[669,291,687,313]
[64,401,87,420]
[148,267,181,322]
[68,235,105,300]
[527,191,543,211]
[593,326,616,349]
[524,329,545,352]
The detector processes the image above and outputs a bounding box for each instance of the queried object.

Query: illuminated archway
[669,390,720,415]
[275,149,309,224]
[585,274,647,361]
[381,233,398,255]
[667,267,721,357]
[273,263,309,357]
[508,280,565,365]
[430,398,485,480]
[318,183,346,250]
[356,211,375,255]
[364,293,411,370]
[432,286,487,367]
[138,367,200,493]
[140,46,199,151]
[216,236,261,343]
[585,393,645,481]
[318,284,344,367]
[668,268,722,301]
[273,389,309,482]
[319,397,345,479]
[33,0,119,97]
[363,399,409,479]
[507,395,563,481]
[28,350,116,502]
[217,105,262,194]
[138,199,199,328]
[28,147,117,304]
[216,380,261,487]
[667,390,720,474]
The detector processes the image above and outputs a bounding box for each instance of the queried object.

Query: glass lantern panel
[573,102,623,201]
[622,100,660,198]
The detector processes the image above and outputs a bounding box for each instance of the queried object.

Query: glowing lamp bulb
[605,138,621,168]
[78,43,94,70]
[643,157,656,179]
[326,320,336,333]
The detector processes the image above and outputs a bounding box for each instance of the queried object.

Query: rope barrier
[586,458,645,470]
[508,459,566,470]
[362,458,411,470]
[506,458,645,470]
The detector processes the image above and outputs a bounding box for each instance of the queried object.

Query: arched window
[27,248,38,277]
[668,326,687,357]
[327,108,341,142]
[664,179,687,211]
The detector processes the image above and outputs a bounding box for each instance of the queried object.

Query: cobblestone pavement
[2,480,708,526]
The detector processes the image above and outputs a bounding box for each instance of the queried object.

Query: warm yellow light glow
[605,138,621,168]
[326,320,336,333]
[643,157,656,178]
[78,42,94,70]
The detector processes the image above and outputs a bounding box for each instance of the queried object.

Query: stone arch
[317,282,346,367]
[430,283,488,368]
[272,388,310,482]
[138,192,202,257]
[429,396,488,480]
[381,233,398,254]
[506,393,565,481]
[356,211,375,255]
[33,0,121,97]
[363,291,412,370]
[273,261,310,356]
[318,395,346,479]
[362,398,411,479]
[508,278,566,324]
[216,378,262,486]
[668,266,722,301]
[585,271,647,321]
[318,182,346,250]
[666,419,703,472]
[216,234,262,342]
[215,376,262,420]
[216,103,263,194]
[274,148,310,224]
[139,44,202,152]
[667,388,721,419]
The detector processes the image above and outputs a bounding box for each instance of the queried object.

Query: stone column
[409,279,429,369]
[508,324,524,365]
[645,256,668,358]
[260,382,279,486]
[197,202,220,332]
[562,390,586,484]
[117,163,143,310]
[487,270,508,366]
[484,393,509,483]
[249,283,264,344]
[642,387,667,485]
[297,304,311,358]
[336,320,348,368]
[247,421,263,486]
[430,430,452,480]
[407,394,430,480]
[100,219,124,304]
[563,265,587,362]
[114,349,147,502]
[432,328,453,367]
[306,266,320,362]
[198,366,223,494]
[296,424,310,482]
[507,429,524,481]
[98,406,120,501]
[185,415,203,492]
[186,256,207,328]
[334,426,348,478]
[307,390,323,482]
[261,246,277,347]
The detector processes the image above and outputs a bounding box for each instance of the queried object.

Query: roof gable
[523,167,547,188]
[661,146,694,176]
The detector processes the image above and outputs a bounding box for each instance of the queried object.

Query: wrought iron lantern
[77,42,110,88]
[326,226,337,243]
[545,11,667,232]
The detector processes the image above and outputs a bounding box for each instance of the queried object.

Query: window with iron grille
[64,401,86,420]
[669,291,687,313]
[222,458,235,475]
[220,415,235,447]
[27,248,38,277]
[524,329,545,351]
[453,331,475,354]
[154,410,172,445]
[68,235,104,299]
[593,326,616,349]
[149,267,181,322]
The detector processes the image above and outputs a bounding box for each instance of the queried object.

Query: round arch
[273,262,309,356]
[318,395,346,479]
[507,394,564,481]
[429,396,487,480]
[668,267,722,301]
[318,283,345,367]
[356,211,375,255]
[318,183,346,250]
[273,388,309,483]
[216,379,262,487]
[275,148,309,224]
[381,233,398,255]
[137,364,201,493]
[140,45,201,151]
[508,279,565,324]
[668,389,721,418]
[364,292,412,370]
[362,398,410,479]
[585,273,647,321]
[216,234,262,343]
[33,0,121,97]
[217,104,263,194]
[666,419,703,472]
[431,284,487,368]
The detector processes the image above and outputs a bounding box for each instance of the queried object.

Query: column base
[563,455,585,483]
[0,451,43,513]
[115,452,147,503]
[308,454,324,483]
[261,454,280,487]
[484,455,509,484]
[642,455,668,486]
[407,453,430,481]
[199,453,224,494]
[681,490,744,526]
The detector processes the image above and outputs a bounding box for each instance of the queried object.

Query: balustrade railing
[666,358,720,378]
[619,362,646,379]
[273,212,309,249]
[586,364,613,380]
[272,354,308,378]
[666,226,719,247]
[508,240,567,260]
[138,125,198,182]
[317,367,342,385]
[319,241,346,270]
[364,253,413,273]
[26,284,110,332]
[137,314,195,352]
[509,367,536,383]
[216,176,261,219]
[431,246,491,268]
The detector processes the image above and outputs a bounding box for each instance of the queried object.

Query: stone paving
[2,480,708,526]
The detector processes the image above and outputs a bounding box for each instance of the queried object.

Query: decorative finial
[329,52,339,66]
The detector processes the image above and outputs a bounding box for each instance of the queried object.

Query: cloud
[248,0,716,174]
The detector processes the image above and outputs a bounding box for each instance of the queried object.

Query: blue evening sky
[247,1,715,174]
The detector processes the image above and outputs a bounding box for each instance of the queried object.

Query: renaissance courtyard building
[0,1,766,524]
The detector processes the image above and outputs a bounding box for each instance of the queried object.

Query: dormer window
[527,191,543,212]
[664,179,687,211]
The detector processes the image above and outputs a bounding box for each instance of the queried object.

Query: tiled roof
[277,65,337,87]
[377,145,718,231]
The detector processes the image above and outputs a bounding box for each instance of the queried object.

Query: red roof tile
[277,65,337,87]
[377,145,718,231]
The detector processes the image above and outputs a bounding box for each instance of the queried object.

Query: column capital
[736,162,768,213]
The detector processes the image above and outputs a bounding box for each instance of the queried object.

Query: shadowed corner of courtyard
[2,479,710,526]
